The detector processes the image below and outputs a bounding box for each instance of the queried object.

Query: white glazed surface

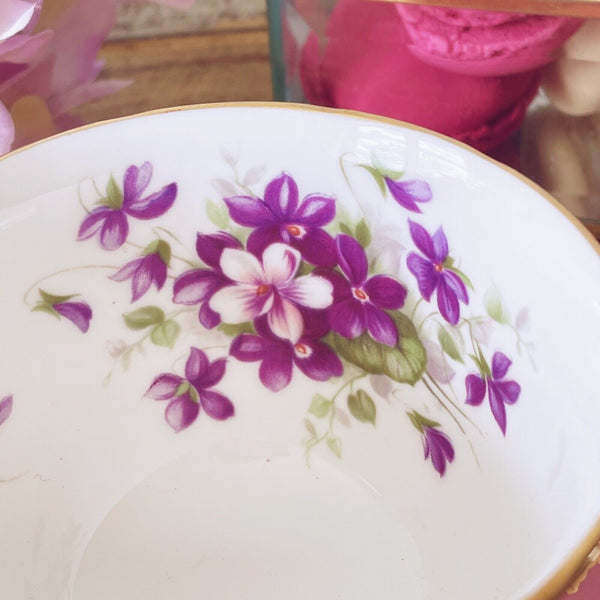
[0,105,599,600]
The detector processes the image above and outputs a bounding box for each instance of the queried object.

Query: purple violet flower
[406,220,468,326]
[173,232,242,329]
[209,242,333,343]
[78,162,177,251]
[224,172,337,266]
[322,234,407,347]
[465,351,521,435]
[145,347,234,432]
[0,395,13,428]
[423,426,455,477]
[385,178,432,213]
[110,240,170,302]
[230,312,343,392]
[52,301,93,333]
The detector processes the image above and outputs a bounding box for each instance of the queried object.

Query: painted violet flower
[145,347,234,432]
[323,234,407,346]
[0,395,13,428]
[32,289,92,333]
[110,239,170,302]
[230,312,343,392]
[209,242,333,343]
[224,172,337,266]
[78,162,177,251]
[406,220,468,326]
[173,231,242,329]
[385,178,432,213]
[465,351,521,435]
[409,411,454,477]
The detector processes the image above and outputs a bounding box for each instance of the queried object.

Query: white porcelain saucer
[1,103,599,600]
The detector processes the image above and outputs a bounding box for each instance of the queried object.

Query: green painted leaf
[123,306,165,330]
[355,218,371,248]
[447,265,474,291]
[217,322,256,337]
[297,261,314,276]
[379,168,404,181]
[176,381,191,396]
[359,164,386,196]
[39,289,75,305]
[32,303,60,319]
[150,320,180,348]
[144,239,171,265]
[347,390,376,425]
[437,325,464,363]
[206,199,230,229]
[484,287,510,324]
[121,348,133,371]
[408,410,440,433]
[304,418,316,437]
[339,222,353,236]
[327,436,342,459]
[326,312,426,385]
[105,175,123,209]
[309,394,333,418]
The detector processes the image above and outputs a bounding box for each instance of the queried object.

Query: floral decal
[24,157,531,477]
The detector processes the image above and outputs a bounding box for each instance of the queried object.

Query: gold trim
[2,101,600,599]
[566,541,600,594]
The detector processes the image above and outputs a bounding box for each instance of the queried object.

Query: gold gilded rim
[1,101,599,600]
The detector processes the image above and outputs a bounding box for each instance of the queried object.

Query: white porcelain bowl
[1,104,599,600]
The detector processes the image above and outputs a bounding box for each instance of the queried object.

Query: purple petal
[246,225,283,259]
[100,210,129,250]
[329,298,365,339]
[53,301,92,333]
[196,231,242,268]
[407,253,438,302]
[442,270,468,304]
[436,278,460,325]
[173,270,223,305]
[465,374,486,406]
[316,269,352,302]
[294,340,343,381]
[262,243,301,287]
[230,333,272,362]
[199,302,221,329]
[291,228,337,267]
[199,389,235,420]
[124,183,177,220]
[123,162,152,204]
[301,308,330,339]
[493,380,521,406]
[364,275,407,310]
[77,207,111,241]
[431,227,449,264]
[0,395,13,427]
[224,195,274,227]
[488,382,508,435]
[130,256,162,302]
[259,346,294,392]
[364,304,398,346]
[264,172,299,219]
[386,179,432,212]
[336,234,367,285]
[109,258,142,282]
[295,194,335,226]
[185,347,209,382]
[408,220,435,260]
[424,427,454,476]
[145,373,184,400]
[267,295,304,343]
[165,393,199,432]
[492,351,512,380]
[195,357,227,389]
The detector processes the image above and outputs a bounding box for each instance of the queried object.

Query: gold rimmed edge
[1,100,599,599]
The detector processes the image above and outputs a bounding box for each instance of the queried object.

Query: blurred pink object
[0,0,190,155]
[559,562,600,600]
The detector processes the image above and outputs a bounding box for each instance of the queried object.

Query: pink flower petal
[0,1,37,42]
[262,243,301,286]
[145,373,184,400]
[209,283,273,324]
[165,393,199,432]
[268,296,304,343]
[283,274,333,309]
[219,248,264,285]
[199,389,234,421]
[0,100,15,155]
[0,395,13,427]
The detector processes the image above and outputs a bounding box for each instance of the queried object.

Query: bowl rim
[1,100,599,600]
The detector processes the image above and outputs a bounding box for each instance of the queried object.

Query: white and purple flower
[145,347,234,432]
[224,172,337,267]
[110,240,170,302]
[465,351,521,435]
[230,311,343,392]
[0,395,13,428]
[406,220,468,326]
[385,178,432,213]
[209,242,333,343]
[78,162,177,250]
[173,232,242,329]
[322,234,407,347]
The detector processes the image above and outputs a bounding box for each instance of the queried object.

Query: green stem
[422,377,466,435]
[409,297,423,322]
